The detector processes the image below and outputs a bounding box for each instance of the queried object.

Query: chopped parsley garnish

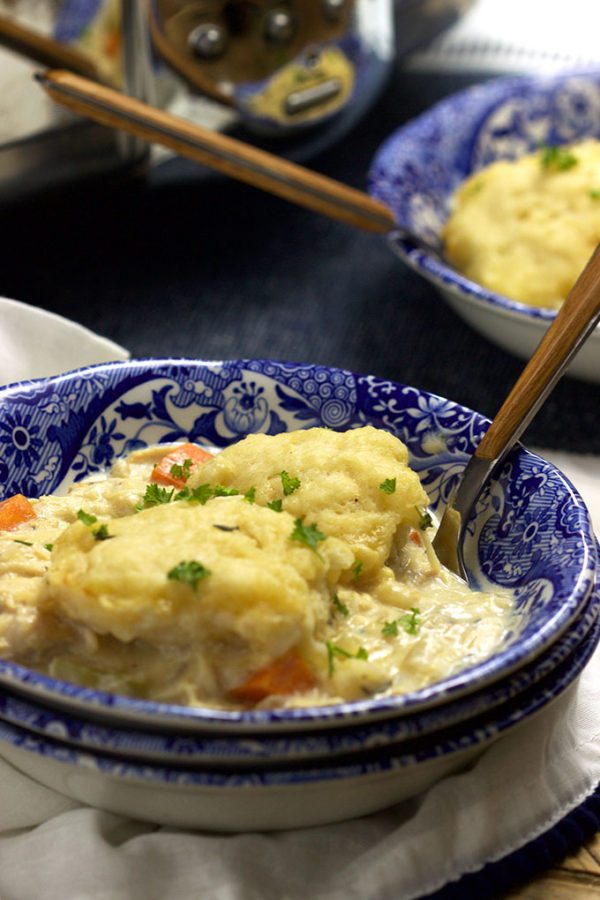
[290,518,326,557]
[244,486,256,504]
[326,641,368,676]
[77,509,110,541]
[379,478,397,495]
[136,484,174,510]
[175,484,214,504]
[539,144,578,171]
[13,539,33,547]
[44,543,54,552]
[213,524,239,532]
[77,509,98,526]
[93,524,111,541]
[351,558,363,581]
[332,594,349,617]
[211,485,240,499]
[280,470,301,496]
[138,482,240,510]
[417,508,433,530]
[383,608,422,638]
[167,560,211,591]
[590,188,600,200]
[400,608,421,635]
[170,458,194,482]
[267,499,283,512]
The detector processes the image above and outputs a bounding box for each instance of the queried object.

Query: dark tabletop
[1,67,598,452]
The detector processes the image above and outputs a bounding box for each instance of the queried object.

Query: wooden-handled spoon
[0,17,99,80]
[35,69,413,237]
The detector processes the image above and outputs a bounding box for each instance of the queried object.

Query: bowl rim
[0,357,596,731]
[1,565,597,762]
[1,606,597,787]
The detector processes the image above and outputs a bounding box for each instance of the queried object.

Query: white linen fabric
[0,304,598,900]
[0,296,129,383]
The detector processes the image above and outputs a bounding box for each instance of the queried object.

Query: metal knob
[188,23,228,59]
[264,8,295,44]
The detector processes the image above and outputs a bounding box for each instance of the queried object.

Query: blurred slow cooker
[0,0,471,200]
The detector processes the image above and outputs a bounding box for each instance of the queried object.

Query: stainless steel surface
[0,0,472,199]
[0,0,152,201]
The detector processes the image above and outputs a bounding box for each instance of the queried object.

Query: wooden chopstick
[36,69,397,234]
[0,16,99,80]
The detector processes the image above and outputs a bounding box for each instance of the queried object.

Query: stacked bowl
[0,358,597,831]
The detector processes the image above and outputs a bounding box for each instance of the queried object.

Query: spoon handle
[0,16,99,80]
[475,243,600,462]
[36,69,396,234]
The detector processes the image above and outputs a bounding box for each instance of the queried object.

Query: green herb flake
[351,558,363,581]
[417,508,433,530]
[244,486,257,504]
[399,607,421,636]
[136,484,174,510]
[382,620,399,638]
[379,478,397,495]
[332,594,349,617]
[77,509,98,526]
[44,543,54,552]
[211,485,240,499]
[167,560,211,591]
[280,470,301,496]
[93,524,111,541]
[590,188,600,200]
[326,641,369,676]
[539,144,579,171]
[13,539,33,547]
[169,458,194,482]
[177,484,212,504]
[290,518,326,557]
[267,499,283,512]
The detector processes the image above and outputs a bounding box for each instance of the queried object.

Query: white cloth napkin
[407,0,600,75]
[0,296,129,383]
[0,302,599,899]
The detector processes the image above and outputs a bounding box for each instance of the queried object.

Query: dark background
[1,69,598,452]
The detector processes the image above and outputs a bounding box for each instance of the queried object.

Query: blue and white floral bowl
[0,572,596,765]
[368,69,600,383]
[0,607,597,831]
[0,358,596,736]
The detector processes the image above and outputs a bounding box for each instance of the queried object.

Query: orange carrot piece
[150,443,213,488]
[229,651,316,704]
[0,494,36,531]
[409,529,422,545]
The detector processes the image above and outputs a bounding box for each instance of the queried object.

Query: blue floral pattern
[0,607,598,788]
[0,577,596,765]
[0,358,595,729]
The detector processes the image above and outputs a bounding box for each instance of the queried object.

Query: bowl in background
[0,358,595,734]
[368,69,600,383]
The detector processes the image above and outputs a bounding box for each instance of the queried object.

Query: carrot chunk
[229,651,316,704]
[409,529,423,545]
[0,494,36,531]
[150,443,213,488]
